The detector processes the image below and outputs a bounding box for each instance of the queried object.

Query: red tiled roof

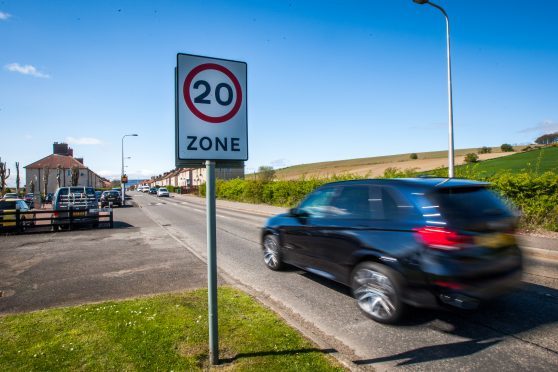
[25,154,87,169]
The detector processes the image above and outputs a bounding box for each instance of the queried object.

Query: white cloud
[0,11,11,21]
[98,170,118,178]
[519,120,558,134]
[270,159,289,169]
[5,63,50,78]
[65,136,103,145]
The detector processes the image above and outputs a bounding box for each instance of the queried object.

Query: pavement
[0,204,212,314]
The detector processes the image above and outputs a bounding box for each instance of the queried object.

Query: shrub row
[200,169,558,232]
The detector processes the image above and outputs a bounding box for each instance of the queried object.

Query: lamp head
[413,0,429,4]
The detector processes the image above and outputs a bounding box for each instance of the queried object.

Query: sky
[1,0,557,184]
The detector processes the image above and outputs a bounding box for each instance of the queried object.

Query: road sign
[176,54,248,167]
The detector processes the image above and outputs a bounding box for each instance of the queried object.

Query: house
[25,142,107,194]
[176,166,244,188]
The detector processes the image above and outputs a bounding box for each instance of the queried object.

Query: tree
[534,132,558,145]
[56,164,62,188]
[0,157,10,195]
[257,166,275,182]
[42,166,50,196]
[478,146,492,154]
[501,143,514,152]
[464,153,479,164]
[410,153,418,160]
[15,161,20,195]
[71,166,80,186]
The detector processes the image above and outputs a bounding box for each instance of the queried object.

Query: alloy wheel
[263,235,282,270]
[353,267,398,322]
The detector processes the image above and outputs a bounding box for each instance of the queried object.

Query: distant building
[25,142,108,194]
[143,166,244,189]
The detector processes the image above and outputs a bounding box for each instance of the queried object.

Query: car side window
[329,185,373,219]
[381,187,418,220]
[298,187,337,218]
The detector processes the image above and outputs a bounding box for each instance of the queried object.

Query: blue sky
[1,0,557,182]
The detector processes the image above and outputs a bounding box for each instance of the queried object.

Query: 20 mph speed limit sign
[176,53,248,166]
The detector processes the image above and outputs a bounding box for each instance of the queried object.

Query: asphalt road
[0,205,209,313]
[133,192,558,371]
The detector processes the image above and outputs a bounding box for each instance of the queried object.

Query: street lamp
[413,0,455,177]
[121,134,138,206]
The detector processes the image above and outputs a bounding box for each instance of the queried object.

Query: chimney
[75,158,84,164]
[53,142,69,155]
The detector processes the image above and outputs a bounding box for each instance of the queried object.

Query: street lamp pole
[121,134,138,206]
[414,0,455,177]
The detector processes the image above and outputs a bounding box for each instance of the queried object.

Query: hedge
[199,170,558,232]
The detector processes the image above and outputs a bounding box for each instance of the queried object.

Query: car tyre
[262,234,284,271]
[351,262,405,324]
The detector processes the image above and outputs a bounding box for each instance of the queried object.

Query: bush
[409,153,418,160]
[464,153,479,164]
[501,143,514,152]
[199,168,558,232]
[478,146,492,154]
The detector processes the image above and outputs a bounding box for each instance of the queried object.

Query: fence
[0,207,113,234]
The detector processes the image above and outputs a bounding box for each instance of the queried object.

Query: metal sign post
[176,53,247,365]
[205,160,218,364]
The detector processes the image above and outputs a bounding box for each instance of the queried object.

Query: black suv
[100,190,122,207]
[261,178,522,324]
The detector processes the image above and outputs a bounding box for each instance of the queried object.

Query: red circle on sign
[183,63,242,124]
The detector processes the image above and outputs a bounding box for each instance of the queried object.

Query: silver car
[157,187,170,197]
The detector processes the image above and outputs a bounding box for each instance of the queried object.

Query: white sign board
[176,54,248,166]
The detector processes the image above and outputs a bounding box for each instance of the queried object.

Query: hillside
[462,146,558,176]
[272,146,525,180]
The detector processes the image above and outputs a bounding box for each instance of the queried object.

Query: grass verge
[0,287,343,371]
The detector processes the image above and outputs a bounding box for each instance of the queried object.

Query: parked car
[100,190,122,207]
[24,193,34,208]
[2,192,18,199]
[0,198,34,230]
[52,186,99,229]
[95,190,103,201]
[261,178,523,324]
[149,187,158,195]
[157,187,169,197]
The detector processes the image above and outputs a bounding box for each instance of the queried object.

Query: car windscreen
[70,187,85,194]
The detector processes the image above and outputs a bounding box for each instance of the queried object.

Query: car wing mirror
[290,208,309,218]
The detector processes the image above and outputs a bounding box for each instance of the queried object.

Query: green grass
[458,147,558,176]
[0,287,343,371]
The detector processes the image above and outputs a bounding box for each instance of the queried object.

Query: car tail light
[414,227,473,251]
[432,280,464,290]
[53,211,59,217]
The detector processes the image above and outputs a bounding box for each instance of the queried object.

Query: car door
[306,184,379,283]
[279,186,338,269]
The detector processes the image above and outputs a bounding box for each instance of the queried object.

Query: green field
[0,288,343,371]
[460,147,558,176]
[252,146,523,180]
